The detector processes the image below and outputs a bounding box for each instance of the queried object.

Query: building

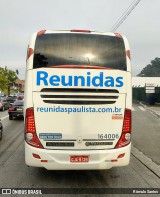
[15,79,25,92]
[132,77,160,87]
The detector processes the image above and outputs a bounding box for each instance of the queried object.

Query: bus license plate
[70,155,89,163]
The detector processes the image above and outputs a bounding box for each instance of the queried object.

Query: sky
[0,0,160,79]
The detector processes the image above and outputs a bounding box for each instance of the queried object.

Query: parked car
[8,100,24,120]
[17,95,24,100]
[6,96,17,104]
[9,93,19,96]
[0,93,6,97]
[0,97,10,111]
[18,93,24,96]
[0,120,3,140]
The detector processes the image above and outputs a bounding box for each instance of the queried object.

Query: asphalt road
[132,103,160,165]
[0,104,159,196]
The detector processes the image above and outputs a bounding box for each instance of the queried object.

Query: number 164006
[98,134,119,139]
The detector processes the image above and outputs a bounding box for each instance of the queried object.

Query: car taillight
[9,107,14,111]
[25,108,43,149]
[115,108,131,148]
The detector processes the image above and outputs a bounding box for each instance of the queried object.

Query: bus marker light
[41,160,48,163]
[32,153,41,159]
[71,29,91,33]
[114,33,123,38]
[111,159,118,162]
[37,30,46,36]
[117,153,125,159]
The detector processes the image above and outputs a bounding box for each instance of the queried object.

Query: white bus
[25,30,132,170]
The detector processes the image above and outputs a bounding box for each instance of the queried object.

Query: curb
[140,102,160,118]
[0,115,9,121]
[131,146,160,178]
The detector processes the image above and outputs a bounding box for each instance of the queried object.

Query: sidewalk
[140,102,160,117]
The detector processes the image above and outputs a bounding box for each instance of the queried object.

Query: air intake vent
[41,88,119,93]
[40,88,119,105]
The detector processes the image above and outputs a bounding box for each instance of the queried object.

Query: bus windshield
[33,33,126,70]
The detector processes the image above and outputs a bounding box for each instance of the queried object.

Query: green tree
[137,57,160,77]
[0,67,18,95]
[0,68,8,91]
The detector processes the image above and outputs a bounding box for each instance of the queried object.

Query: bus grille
[40,88,119,105]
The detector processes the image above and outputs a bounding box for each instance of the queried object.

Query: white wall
[132,77,160,87]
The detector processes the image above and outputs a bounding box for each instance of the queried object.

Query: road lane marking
[138,106,146,111]
[132,107,135,111]
[1,115,9,120]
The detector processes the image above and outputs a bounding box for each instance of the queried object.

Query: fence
[132,87,160,103]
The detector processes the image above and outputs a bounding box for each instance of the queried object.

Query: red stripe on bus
[126,50,131,60]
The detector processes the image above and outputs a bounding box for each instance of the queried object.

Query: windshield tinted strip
[33,33,126,71]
